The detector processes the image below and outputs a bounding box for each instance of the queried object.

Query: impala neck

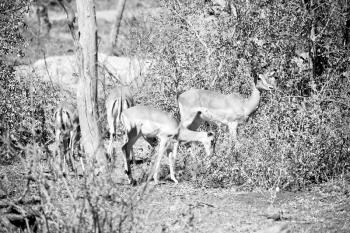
[244,83,261,116]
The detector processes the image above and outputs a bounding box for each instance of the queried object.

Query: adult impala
[105,85,134,159]
[178,72,276,143]
[54,101,81,171]
[121,105,214,185]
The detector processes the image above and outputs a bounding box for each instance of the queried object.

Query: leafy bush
[0,63,61,163]
[135,0,350,190]
[0,0,66,163]
[0,0,28,56]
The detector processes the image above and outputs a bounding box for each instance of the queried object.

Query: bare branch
[57,0,78,42]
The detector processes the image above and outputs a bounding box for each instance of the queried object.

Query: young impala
[54,101,81,171]
[105,85,134,160]
[120,105,214,185]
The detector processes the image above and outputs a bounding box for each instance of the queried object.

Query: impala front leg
[228,122,240,147]
[168,140,179,183]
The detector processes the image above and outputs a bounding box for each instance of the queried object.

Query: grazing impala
[178,72,276,144]
[105,85,134,159]
[120,105,214,185]
[54,101,81,171]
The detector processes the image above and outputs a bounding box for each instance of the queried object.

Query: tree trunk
[109,0,127,55]
[76,0,106,167]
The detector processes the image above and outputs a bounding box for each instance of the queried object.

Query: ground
[1,159,350,232]
[136,182,350,233]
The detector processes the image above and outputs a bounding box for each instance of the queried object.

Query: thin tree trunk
[76,0,106,167]
[109,0,127,55]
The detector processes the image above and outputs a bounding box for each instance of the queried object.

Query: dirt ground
[135,182,350,233]
[1,159,350,233]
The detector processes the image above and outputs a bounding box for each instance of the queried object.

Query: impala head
[255,72,276,91]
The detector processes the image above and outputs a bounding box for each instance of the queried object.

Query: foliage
[0,0,29,56]
[0,0,62,163]
[136,0,350,190]
[0,64,61,163]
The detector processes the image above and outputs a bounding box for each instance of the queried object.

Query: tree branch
[57,0,78,42]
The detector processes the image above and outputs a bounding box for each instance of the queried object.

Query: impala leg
[203,132,215,156]
[153,137,167,184]
[228,122,238,140]
[121,142,133,184]
[107,133,114,162]
[75,138,84,171]
[55,129,63,170]
[144,136,158,164]
[68,130,76,172]
[107,132,116,163]
[228,122,239,148]
[121,129,140,185]
[168,140,179,183]
[107,111,116,162]
[62,137,68,174]
[130,148,137,165]
[55,128,61,147]
[69,130,75,155]
[80,157,85,171]
[77,142,85,171]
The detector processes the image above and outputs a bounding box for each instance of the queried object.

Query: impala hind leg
[121,142,135,184]
[68,130,77,172]
[107,117,116,162]
[107,97,121,162]
[121,129,140,185]
[152,138,167,184]
[55,129,63,170]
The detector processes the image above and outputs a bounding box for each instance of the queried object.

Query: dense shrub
[0,0,28,56]
[0,0,62,163]
[135,0,350,190]
[0,63,62,162]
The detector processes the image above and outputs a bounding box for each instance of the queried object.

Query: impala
[54,101,81,171]
[178,72,276,143]
[120,105,214,185]
[105,85,134,159]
